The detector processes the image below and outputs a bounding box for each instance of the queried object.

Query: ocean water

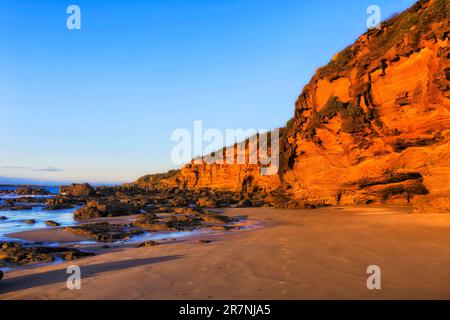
[0,187,76,241]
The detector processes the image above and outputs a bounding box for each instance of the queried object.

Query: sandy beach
[1,205,450,300]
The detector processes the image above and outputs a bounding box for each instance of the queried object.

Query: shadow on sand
[0,254,183,294]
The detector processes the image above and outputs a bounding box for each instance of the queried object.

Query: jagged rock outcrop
[136,0,450,212]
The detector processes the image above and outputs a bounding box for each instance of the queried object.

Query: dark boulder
[197,212,232,224]
[133,214,173,232]
[57,250,95,261]
[164,215,202,230]
[173,207,201,214]
[60,183,95,197]
[45,220,61,227]
[15,197,47,204]
[237,199,253,207]
[74,200,140,220]
[65,222,143,242]
[0,242,94,267]
[15,187,50,195]
[197,197,218,208]
[45,197,78,210]
[137,241,159,247]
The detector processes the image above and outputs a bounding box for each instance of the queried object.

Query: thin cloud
[32,167,63,172]
[1,166,63,172]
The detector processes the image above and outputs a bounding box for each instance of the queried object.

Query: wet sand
[1,206,450,299]
[6,228,90,243]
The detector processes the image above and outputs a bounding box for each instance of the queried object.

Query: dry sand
[1,205,450,300]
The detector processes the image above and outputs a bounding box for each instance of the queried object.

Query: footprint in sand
[279,236,292,291]
[279,241,291,295]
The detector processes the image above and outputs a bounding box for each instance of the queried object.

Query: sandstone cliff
[138,0,450,212]
[279,0,450,212]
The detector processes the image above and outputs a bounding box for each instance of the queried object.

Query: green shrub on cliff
[318,0,449,79]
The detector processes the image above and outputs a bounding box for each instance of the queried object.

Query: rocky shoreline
[0,154,444,270]
[0,183,268,269]
[0,242,94,268]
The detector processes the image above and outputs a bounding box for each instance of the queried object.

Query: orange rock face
[161,163,281,192]
[279,0,450,211]
[159,139,282,192]
[140,0,450,212]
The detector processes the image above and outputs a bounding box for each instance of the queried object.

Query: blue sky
[0,0,416,185]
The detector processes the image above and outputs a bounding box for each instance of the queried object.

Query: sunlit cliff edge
[135,0,450,213]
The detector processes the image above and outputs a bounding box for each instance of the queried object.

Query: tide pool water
[0,190,76,241]
[0,207,77,241]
